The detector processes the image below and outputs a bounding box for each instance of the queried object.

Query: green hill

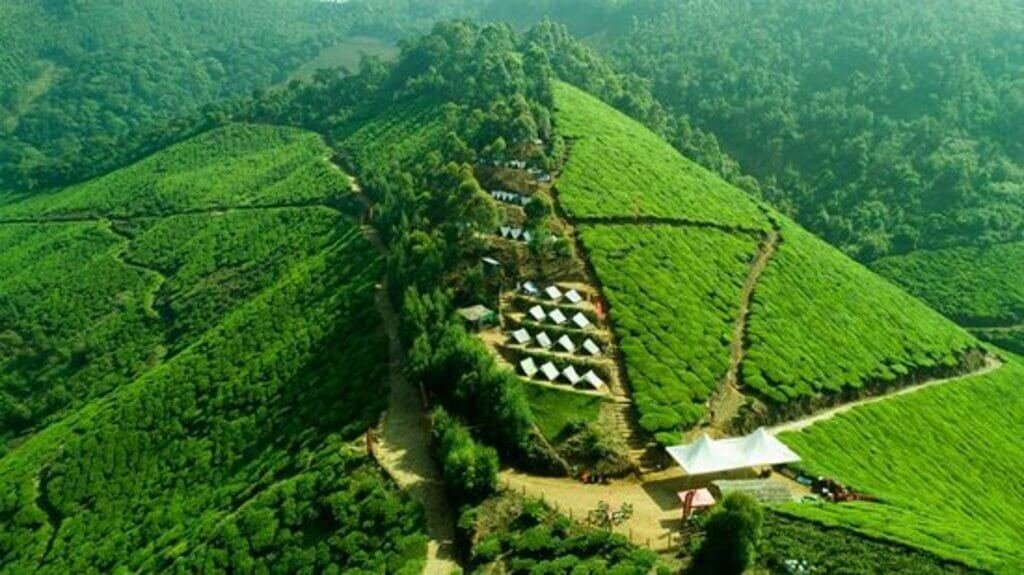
[0,124,428,572]
[554,81,978,440]
[779,361,1024,572]
[872,242,1024,354]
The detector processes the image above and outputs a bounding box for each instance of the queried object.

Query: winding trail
[351,186,460,575]
[703,229,779,435]
[768,355,1004,436]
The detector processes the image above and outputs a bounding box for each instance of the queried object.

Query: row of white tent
[520,282,584,305]
[509,328,602,356]
[666,429,801,476]
[491,190,532,206]
[526,305,592,329]
[499,227,532,242]
[519,357,606,390]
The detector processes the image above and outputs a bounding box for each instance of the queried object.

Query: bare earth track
[352,186,460,575]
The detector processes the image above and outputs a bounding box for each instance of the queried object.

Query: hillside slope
[0,124,428,572]
[553,82,979,442]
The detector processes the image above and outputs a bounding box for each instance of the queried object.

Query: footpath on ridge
[352,186,460,575]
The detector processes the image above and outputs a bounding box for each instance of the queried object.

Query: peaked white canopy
[665,428,800,476]
[519,357,538,378]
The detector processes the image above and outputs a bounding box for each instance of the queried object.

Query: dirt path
[768,355,1004,436]
[703,230,779,434]
[351,180,459,575]
[500,468,689,555]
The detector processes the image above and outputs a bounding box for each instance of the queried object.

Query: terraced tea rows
[778,361,1024,572]
[576,224,757,444]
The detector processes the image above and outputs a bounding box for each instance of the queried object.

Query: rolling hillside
[554,81,980,441]
[0,124,428,572]
[872,242,1024,355]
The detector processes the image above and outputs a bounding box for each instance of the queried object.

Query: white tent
[540,361,560,381]
[665,429,801,476]
[536,332,553,349]
[582,338,602,356]
[511,328,531,345]
[562,365,582,385]
[528,305,546,322]
[556,334,576,353]
[580,370,605,390]
[545,285,563,301]
[565,289,583,304]
[571,312,591,329]
[500,226,511,238]
[522,230,533,243]
[521,280,539,296]
[548,308,568,325]
[520,357,538,378]
[509,228,523,241]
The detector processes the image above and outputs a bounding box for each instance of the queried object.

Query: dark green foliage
[0,124,430,571]
[578,224,755,443]
[779,361,1024,571]
[744,221,977,404]
[0,0,490,190]
[871,242,1024,327]
[0,223,162,442]
[431,407,499,505]
[690,493,763,575]
[403,288,555,471]
[504,0,1024,259]
[463,496,666,574]
[972,326,1024,356]
[760,512,978,575]
[172,445,428,574]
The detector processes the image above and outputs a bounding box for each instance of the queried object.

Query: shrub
[690,493,763,575]
[431,407,499,505]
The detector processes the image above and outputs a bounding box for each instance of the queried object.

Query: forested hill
[0,0,480,191]
[472,0,1024,261]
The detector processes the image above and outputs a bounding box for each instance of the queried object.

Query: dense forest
[468,0,1024,260]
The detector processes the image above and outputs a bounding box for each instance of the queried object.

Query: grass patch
[525,384,604,441]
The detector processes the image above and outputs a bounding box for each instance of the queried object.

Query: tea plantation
[554,82,769,230]
[743,221,977,405]
[555,78,981,437]
[0,124,353,219]
[779,361,1024,572]
[0,125,428,572]
[577,224,756,443]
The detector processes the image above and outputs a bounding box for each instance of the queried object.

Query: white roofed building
[582,338,602,356]
[562,365,581,385]
[548,308,568,325]
[536,332,553,349]
[540,361,560,381]
[571,312,591,329]
[556,334,576,353]
[665,429,801,476]
[580,370,605,391]
[565,289,583,304]
[520,357,538,378]
[544,285,563,301]
[528,305,546,322]
[511,328,531,345]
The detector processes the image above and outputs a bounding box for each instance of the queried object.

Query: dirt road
[768,355,1004,435]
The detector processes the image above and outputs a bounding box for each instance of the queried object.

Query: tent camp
[528,305,546,321]
[665,428,800,475]
[511,328,531,345]
[545,285,563,301]
[565,289,584,304]
[548,308,568,325]
[536,332,553,349]
[556,334,576,353]
[539,361,560,382]
[519,357,538,378]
